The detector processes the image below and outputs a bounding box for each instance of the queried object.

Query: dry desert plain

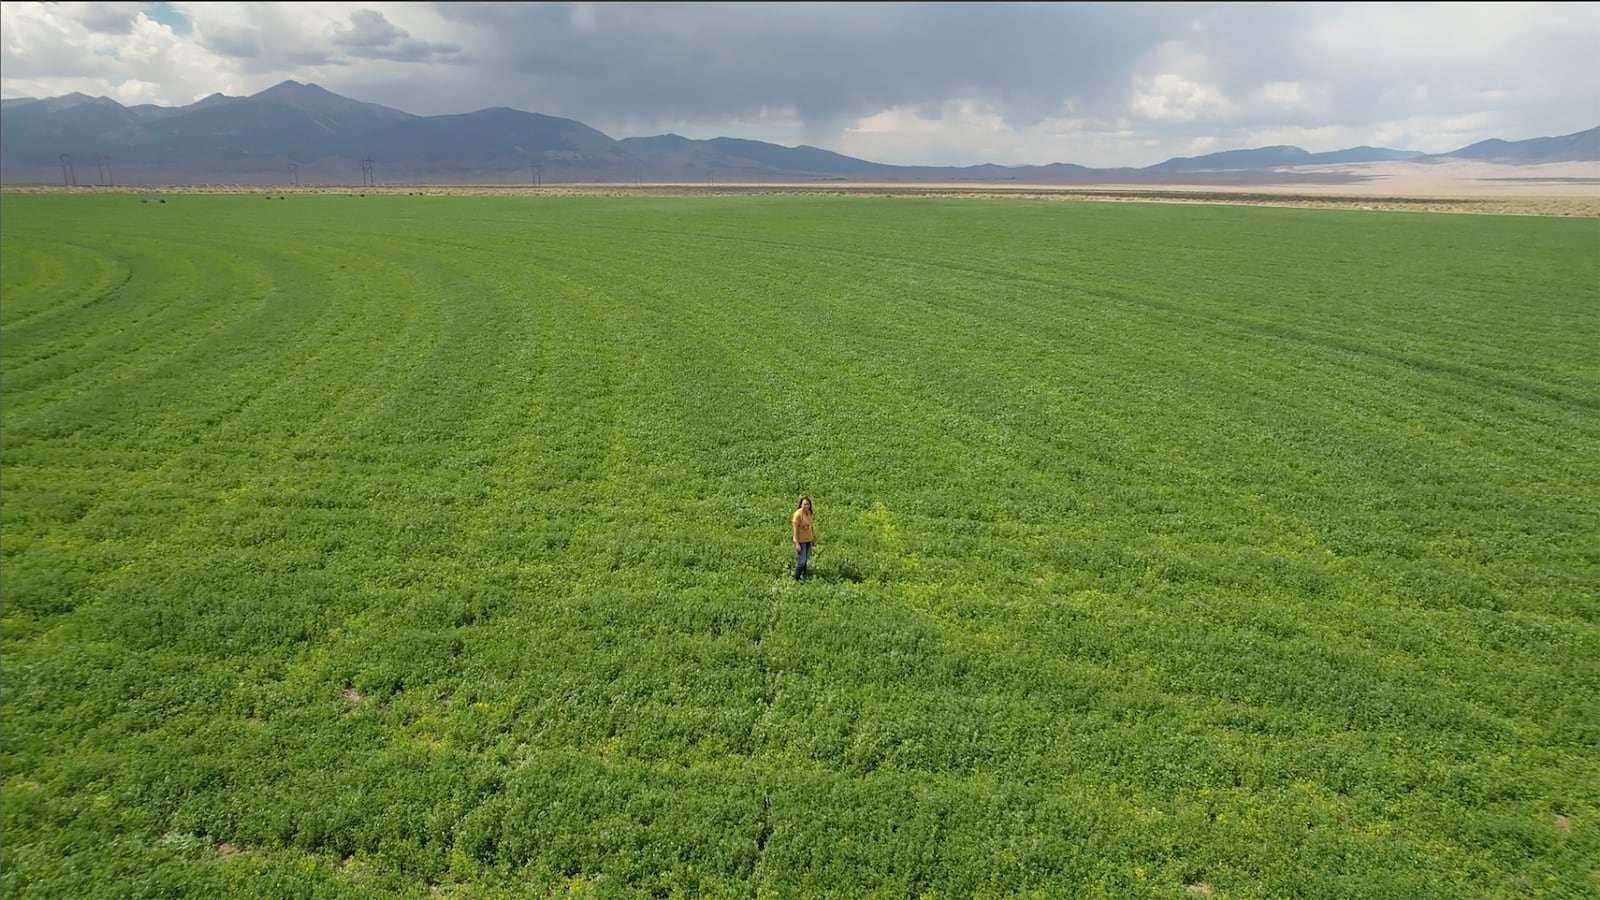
[623,159,1600,216]
[7,158,1598,216]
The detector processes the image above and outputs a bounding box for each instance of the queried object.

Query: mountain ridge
[3,80,1595,185]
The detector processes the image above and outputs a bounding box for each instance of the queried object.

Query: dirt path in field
[7,160,1597,216]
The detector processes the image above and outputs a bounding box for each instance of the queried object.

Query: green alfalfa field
[1,191,1596,899]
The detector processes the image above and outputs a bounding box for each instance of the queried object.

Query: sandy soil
[361,159,1600,216]
[7,160,1597,216]
[712,160,1600,216]
[1102,159,1600,216]
[1273,159,1599,197]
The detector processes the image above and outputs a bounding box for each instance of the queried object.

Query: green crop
[2,192,1596,898]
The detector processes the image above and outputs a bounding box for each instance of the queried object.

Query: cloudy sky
[2,1,1597,168]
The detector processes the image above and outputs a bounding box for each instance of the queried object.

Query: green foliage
[3,193,1597,898]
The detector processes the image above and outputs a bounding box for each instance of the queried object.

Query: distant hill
[617,134,901,180]
[1444,126,1600,164]
[361,107,632,178]
[1154,130,1599,171]
[1151,144,1429,171]
[0,82,418,179]
[1,80,1594,185]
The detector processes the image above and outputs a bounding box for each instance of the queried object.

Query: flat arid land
[6,159,1598,216]
[648,160,1600,216]
[1064,159,1600,216]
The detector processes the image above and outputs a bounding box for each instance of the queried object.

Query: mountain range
[2,80,1596,186]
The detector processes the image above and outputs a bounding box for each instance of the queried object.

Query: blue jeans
[795,542,812,579]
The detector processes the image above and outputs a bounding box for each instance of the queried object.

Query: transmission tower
[288,163,299,186]
[95,153,113,187]
[360,156,375,187]
[59,153,76,186]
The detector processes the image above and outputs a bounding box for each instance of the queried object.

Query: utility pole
[59,153,76,187]
[288,163,299,186]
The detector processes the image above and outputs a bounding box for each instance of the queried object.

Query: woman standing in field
[792,495,815,581]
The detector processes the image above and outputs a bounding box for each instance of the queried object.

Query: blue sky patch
[144,2,192,36]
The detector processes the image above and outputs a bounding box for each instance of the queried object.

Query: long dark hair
[796,494,813,513]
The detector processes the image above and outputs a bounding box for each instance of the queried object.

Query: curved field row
[2,193,1597,898]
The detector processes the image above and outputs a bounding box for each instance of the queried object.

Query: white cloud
[1256,81,1327,116]
[1129,74,1227,123]
[835,100,1015,165]
[0,2,227,103]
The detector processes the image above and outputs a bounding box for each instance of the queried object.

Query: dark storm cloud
[195,7,456,73]
[77,2,139,35]
[197,26,262,59]
[432,1,1185,129]
[332,9,462,63]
